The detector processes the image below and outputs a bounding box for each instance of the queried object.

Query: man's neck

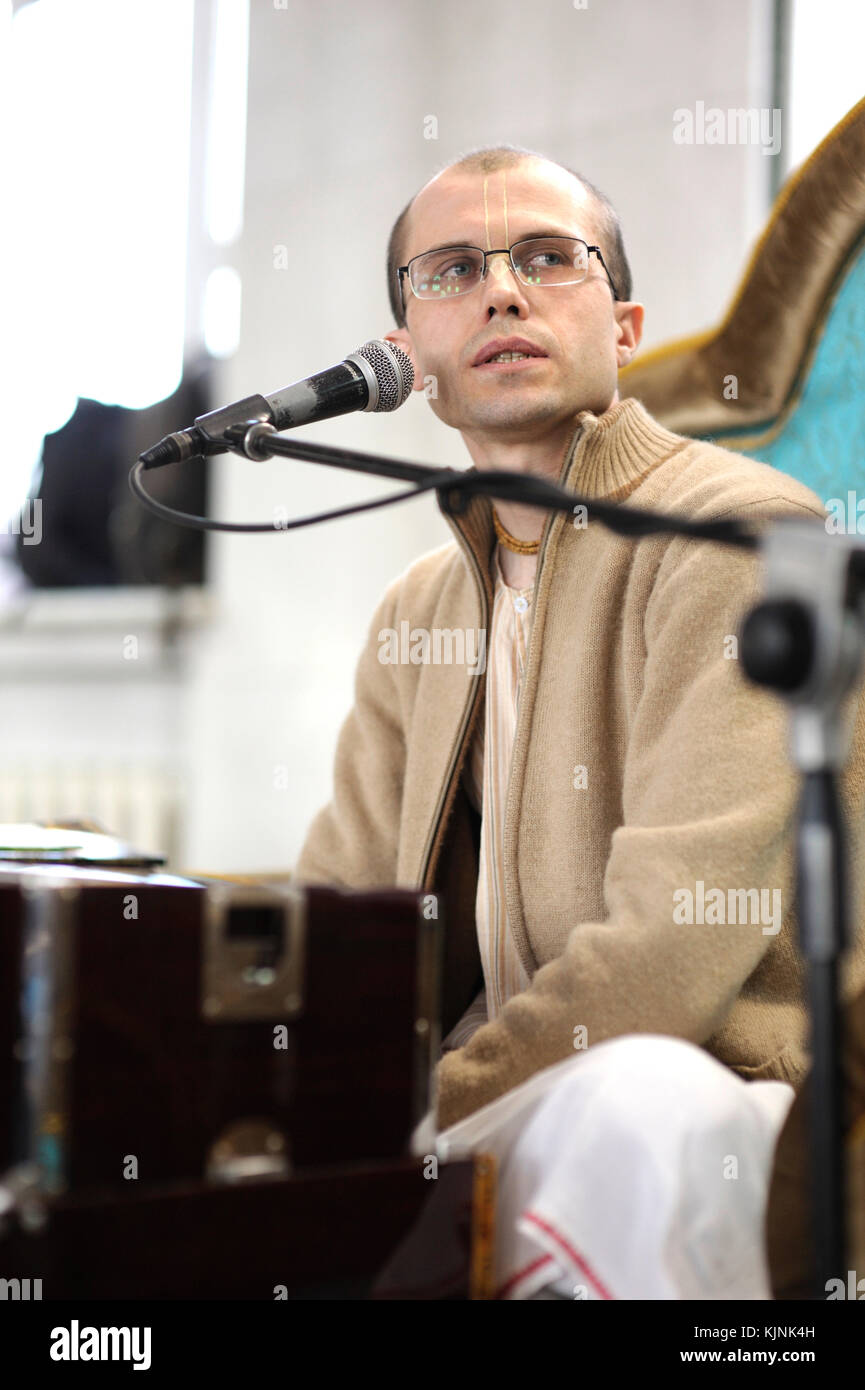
[462,392,620,568]
[497,546,538,589]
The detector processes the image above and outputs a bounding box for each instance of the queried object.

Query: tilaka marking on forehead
[482,172,511,279]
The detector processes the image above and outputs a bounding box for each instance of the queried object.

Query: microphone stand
[740,522,865,1298]
[131,418,865,1299]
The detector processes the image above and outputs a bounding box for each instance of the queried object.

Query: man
[295,145,865,1160]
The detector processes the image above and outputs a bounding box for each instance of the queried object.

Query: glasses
[398,236,620,309]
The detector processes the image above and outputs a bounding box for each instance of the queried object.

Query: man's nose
[480,251,530,312]
[486,252,513,281]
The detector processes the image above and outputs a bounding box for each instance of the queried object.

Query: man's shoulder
[650,429,827,523]
[378,536,468,615]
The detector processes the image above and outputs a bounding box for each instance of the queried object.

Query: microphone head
[351,339,414,412]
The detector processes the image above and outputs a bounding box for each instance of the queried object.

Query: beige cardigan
[295,397,865,1130]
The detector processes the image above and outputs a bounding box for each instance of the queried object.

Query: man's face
[386,159,643,442]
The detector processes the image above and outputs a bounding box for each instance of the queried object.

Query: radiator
[0,764,182,864]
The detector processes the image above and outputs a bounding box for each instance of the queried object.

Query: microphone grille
[352,340,414,412]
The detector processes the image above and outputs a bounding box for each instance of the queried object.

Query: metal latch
[201,883,307,1021]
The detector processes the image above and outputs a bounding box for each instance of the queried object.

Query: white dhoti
[413,1035,795,1300]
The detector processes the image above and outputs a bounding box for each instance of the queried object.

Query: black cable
[129,449,762,552]
[128,458,454,534]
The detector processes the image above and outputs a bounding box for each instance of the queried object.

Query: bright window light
[205,0,250,247]
[203,265,242,358]
[786,0,865,171]
[1,0,194,522]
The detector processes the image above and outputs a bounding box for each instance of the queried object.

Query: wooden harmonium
[0,864,441,1195]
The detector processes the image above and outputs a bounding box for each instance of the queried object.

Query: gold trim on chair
[620,96,865,439]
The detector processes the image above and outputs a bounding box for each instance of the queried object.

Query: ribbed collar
[561,396,685,500]
[438,397,686,602]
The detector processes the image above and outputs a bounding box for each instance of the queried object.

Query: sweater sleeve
[434,496,845,1129]
[293,578,405,889]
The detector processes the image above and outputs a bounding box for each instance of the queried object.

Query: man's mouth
[472,336,548,368]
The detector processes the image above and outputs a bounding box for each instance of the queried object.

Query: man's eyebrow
[413,239,479,255]
[413,227,588,256]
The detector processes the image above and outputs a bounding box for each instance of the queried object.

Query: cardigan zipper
[417,511,490,893]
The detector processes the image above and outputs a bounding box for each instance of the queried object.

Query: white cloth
[465,548,534,1017]
[412,1034,795,1300]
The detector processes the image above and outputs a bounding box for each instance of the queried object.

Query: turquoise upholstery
[703,236,865,508]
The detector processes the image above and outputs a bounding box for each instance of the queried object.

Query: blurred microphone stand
[741,520,865,1298]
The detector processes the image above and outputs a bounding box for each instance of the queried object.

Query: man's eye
[525,250,565,269]
[437,259,473,278]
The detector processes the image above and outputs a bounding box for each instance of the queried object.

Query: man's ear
[613,301,645,368]
[383,327,426,392]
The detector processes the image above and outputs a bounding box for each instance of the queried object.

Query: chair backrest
[620,96,865,506]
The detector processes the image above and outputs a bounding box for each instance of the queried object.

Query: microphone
[139,339,414,469]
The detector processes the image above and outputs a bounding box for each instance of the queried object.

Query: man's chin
[458,394,565,434]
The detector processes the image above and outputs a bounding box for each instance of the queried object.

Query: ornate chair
[620,94,865,506]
